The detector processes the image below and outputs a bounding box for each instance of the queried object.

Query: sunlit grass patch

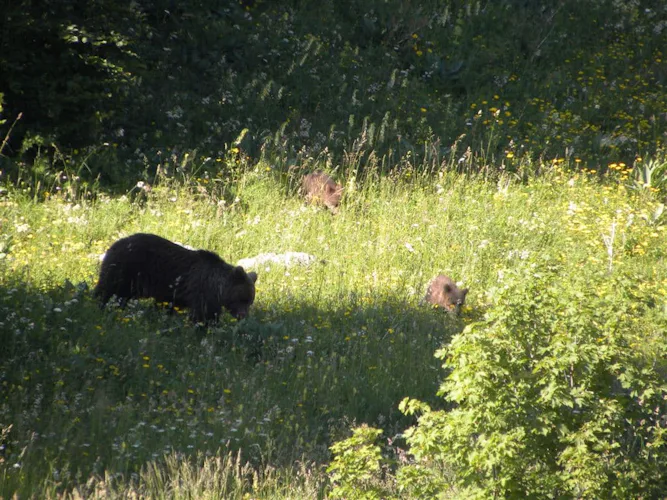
[1,159,666,497]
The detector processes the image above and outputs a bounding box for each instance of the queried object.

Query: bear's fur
[301,171,343,212]
[94,233,258,323]
[424,275,468,314]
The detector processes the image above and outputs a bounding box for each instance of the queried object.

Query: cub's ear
[247,271,258,284]
[443,284,452,293]
[461,288,469,297]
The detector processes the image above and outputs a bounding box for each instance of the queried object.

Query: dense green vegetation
[1,0,666,498]
[2,0,667,186]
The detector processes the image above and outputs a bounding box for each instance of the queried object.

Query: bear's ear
[443,284,452,293]
[461,288,469,298]
[247,271,258,284]
[233,266,248,279]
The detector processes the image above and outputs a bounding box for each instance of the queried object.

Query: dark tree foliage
[0,0,140,153]
[1,0,665,185]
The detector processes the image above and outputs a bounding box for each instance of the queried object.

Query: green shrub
[328,425,389,500]
[398,262,667,498]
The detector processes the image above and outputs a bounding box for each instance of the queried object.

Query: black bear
[94,233,257,323]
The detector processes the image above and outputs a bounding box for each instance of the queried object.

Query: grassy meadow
[3,1,667,497]
[1,158,665,497]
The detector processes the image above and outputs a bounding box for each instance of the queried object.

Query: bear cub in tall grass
[424,275,468,315]
[301,171,343,212]
[94,233,258,323]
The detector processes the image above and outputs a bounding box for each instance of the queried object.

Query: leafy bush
[328,425,388,500]
[398,262,667,498]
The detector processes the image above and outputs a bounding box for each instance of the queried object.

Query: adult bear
[94,233,258,323]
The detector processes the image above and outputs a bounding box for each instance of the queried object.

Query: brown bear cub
[424,275,468,314]
[94,233,258,323]
[301,171,343,212]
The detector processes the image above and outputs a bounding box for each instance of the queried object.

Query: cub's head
[302,171,344,212]
[322,180,343,211]
[424,275,468,314]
